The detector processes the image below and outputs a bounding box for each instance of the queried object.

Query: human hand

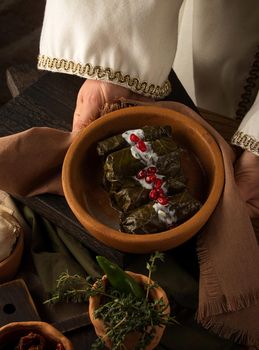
[234,150,259,218]
[73,80,153,132]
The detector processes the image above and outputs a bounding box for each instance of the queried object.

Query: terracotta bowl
[0,321,73,350]
[0,229,24,283]
[89,271,170,350]
[62,106,224,253]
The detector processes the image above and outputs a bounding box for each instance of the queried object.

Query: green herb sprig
[145,251,164,300]
[44,272,105,304]
[44,252,178,350]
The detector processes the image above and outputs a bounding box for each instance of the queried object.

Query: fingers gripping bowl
[62,106,224,253]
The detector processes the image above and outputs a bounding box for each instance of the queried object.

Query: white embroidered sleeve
[231,90,259,156]
[38,0,182,99]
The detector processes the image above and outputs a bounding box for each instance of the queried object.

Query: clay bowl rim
[0,321,73,349]
[0,228,24,274]
[62,106,224,252]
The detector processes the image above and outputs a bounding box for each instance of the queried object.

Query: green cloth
[23,206,101,294]
[22,206,246,349]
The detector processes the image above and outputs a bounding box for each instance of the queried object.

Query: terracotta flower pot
[89,271,170,350]
[0,226,24,284]
[0,321,73,350]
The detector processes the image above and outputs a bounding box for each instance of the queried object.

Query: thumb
[72,94,102,132]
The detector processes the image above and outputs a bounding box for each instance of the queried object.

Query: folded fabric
[0,127,74,196]
[125,250,245,350]
[157,101,259,346]
[0,101,258,348]
[22,206,101,294]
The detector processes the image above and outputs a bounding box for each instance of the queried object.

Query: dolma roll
[120,191,202,234]
[104,137,180,182]
[110,173,187,213]
[97,125,172,156]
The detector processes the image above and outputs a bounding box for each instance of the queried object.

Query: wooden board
[0,279,40,327]
[6,64,45,98]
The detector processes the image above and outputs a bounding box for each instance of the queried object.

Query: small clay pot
[89,271,170,350]
[0,228,24,283]
[0,321,73,350]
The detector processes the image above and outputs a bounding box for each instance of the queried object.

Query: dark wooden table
[0,70,243,349]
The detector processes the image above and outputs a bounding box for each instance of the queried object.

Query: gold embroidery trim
[231,131,259,156]
[37,55,171,99]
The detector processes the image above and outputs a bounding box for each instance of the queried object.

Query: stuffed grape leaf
[120,191,202,234]
[110,174,187,213]
[104,137,180,182]
[97,125,172,156]
[97,125,202,234]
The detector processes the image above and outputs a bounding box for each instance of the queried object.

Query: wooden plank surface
[0,279,40,327]
[6,64,45,98]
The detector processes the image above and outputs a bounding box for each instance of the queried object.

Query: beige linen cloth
[0,101,258,348]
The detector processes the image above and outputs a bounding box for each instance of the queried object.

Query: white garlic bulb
[0,206,21,262]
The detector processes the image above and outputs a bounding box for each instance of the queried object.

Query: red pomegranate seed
[56,343,65,350]
[154,178,163,188]
[136,169,146,179]
[157,197,169,205]
[149,189,158,200]
[130,133,140,143]
[136,140,147,152]
[145,176,153,184]
[146,166,157,175]
[149,174,157,183]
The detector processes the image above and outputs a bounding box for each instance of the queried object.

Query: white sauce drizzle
[122,129,144,145]
[153,203,177,226]
[123,129,172,222]
[131,142,158,166]
[122,129,158,166]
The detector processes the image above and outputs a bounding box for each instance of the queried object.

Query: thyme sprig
[145,251,164,300]
[44,272,107,304]
[44,252,178,350]
[92,290,176,350]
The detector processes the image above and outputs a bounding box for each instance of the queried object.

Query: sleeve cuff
[231,130,259,156]
[37,54,171,99]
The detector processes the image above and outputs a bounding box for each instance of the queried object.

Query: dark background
[0,0,45,105]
